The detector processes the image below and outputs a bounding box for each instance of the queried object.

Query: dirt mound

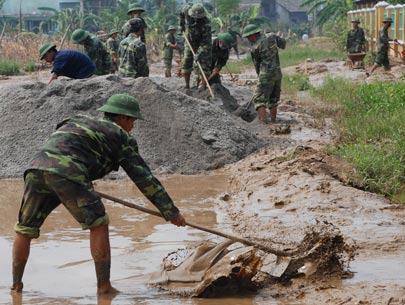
[0,75,262,177]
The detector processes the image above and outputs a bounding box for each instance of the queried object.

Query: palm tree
[302,0,353,27]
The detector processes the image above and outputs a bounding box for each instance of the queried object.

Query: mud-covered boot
[257,106,268,124]
[165,69,171,78]
[184,72,191,89]
[270,106,277,123]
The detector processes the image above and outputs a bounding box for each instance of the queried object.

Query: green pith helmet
[127,2,145,15]
[167,25,177,32]
[109,29,119,36]
[242,24,261,38]
[188,3,206,19]
[39,43,56,59]
[71,29,90,43]
[97,94,144,120]
[217,33,233,47]
[383,17,393,23]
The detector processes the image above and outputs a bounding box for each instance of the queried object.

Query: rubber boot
[257,106,268,124]
[184,72,191,89]
[270,106,277,123]
[165,69,171,78]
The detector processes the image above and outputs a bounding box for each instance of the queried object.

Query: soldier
[38,43,96,84]
[180,3,212,89]
[242,24,286,124]
[163,25,179,78]
[106,30,120,73]
[122,2,147,43]
[367,17,398,76]
[207,33,233,84]
[175,27,185,77]
[346,19,366,54]
[118,18,149,78]
[227,27,241,59]
[10,93,186,295]
[71,29,112,76]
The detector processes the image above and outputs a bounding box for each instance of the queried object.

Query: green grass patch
[279,43,344,68]
[24,61,37,72]
[0,61,20,76]
[311,78,405,202]
[282,74,312,96]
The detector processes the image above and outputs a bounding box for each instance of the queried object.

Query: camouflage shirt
[106,37,119,57]
[118,33,149,78]
[211,38,229,70]
[378,27,390,53]
[28,115,179,221]
[163,32,176,59]
[250,33,286,79]
[83,35,112,75]
[346,27,366,53]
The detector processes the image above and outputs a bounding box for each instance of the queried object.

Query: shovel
[96,191,296,276]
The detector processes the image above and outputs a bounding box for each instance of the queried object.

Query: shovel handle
[96,191,295,256]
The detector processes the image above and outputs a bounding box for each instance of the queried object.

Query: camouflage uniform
[346,27,366,53]
[15,115,179,238]
[83,35,112,75]
[209,37,230,84]
[176,32,185,58]
[106,36,120,72]
[122,17,147,43]
[163,31,176,70]
[180,5,212,76]
[250,33,286,110]
[118,33,149,78]
[375,27,390,69]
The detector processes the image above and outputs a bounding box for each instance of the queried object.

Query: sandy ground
[0,58,404,305]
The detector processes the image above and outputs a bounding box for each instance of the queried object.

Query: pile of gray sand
[0,75,262,177]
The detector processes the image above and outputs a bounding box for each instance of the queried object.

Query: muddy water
[0,174,261,305]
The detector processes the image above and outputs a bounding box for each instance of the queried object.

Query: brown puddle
[1,173,404,305]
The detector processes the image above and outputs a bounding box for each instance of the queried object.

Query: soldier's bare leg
[270,106,277,123]
[90,224,118,295]
[257,106,268,124]
[11,233,32,292]
[184,72,191,89]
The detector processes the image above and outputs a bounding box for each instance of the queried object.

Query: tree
[302,0,353,27]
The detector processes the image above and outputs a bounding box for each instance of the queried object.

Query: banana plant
[301,0,353,26]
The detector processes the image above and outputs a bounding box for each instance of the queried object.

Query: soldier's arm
[276,35,286,50]
[119,136,180,221]
[215,50,229,70]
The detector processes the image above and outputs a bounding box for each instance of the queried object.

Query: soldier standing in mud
[122,2,147,43]
[180,3,212,89]
[175,27,185,77]
[367,17,398,77]
[206,33,233,85]
[118,18,149,78]
[71,29,112,75]
[106,30,120,73]
[242,24,286,124]
[163,25,179,78]
[10,93,186,295]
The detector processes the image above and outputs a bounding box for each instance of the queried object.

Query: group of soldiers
[39,2,287,123]
[346,16,399,76]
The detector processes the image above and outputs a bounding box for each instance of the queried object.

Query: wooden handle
[96,191,295,256]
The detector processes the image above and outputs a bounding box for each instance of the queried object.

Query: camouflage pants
[164,56,173,70]
[252,72,282,110]
[182,42,211,75]
[15,170,108,239]
[375,50,390,69]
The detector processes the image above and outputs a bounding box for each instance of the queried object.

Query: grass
[282,73,312,96]
[311,78,405,202]
[0,61,20,76]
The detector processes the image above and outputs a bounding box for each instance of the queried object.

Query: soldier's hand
[171,213,186,227]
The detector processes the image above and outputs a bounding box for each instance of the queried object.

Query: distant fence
[348,1,404,57]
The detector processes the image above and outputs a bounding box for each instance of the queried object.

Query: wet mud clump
[148,240,264,297]
[0,75,262,177]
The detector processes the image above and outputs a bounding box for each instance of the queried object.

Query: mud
[0,75,261,177]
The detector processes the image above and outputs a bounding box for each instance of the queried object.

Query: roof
[276,0,309,13]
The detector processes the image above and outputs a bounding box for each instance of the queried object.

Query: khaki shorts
[15,170,109,238]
